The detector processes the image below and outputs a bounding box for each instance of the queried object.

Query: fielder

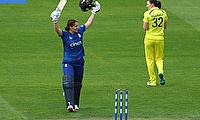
[143,0,168,86]
[50,0,100,112]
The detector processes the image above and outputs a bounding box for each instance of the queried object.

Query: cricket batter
[143,0,168,86]
[50,1,100,112]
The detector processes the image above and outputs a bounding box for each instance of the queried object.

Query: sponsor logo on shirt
[70,41,82,47]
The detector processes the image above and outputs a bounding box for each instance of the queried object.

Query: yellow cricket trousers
[144,38,164,84]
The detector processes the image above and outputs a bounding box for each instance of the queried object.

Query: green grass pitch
[0,0,200,119]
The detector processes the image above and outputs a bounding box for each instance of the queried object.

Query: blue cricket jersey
[61,25,86,62]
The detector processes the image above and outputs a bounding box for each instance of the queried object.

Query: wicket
[114,89,128,120]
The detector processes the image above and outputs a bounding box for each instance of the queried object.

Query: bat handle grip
[56,7,61,12]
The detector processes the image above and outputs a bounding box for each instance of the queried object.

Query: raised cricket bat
[56,0,67,12]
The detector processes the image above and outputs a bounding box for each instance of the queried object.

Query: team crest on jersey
[78,33,81,38]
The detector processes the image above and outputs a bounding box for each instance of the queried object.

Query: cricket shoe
[147,81,156,86]
[67,105,74,112]
[75,105,79,110]
[159,73,165,85]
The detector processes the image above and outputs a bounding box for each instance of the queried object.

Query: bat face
[57,0,67,12]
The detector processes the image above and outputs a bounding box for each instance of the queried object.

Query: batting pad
[0,0,27,4]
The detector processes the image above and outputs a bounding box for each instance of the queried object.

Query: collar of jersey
[150,7,159,11]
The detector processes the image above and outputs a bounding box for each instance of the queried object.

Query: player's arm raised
[50,10,62,37]
[50,0,67,37]
[85,1,100,29]
[85,14,95,29]
[54,23,62,37]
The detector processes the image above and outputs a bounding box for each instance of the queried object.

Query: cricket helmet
[79,0,95,12]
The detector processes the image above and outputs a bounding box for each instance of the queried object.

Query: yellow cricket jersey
[143,7,168,40]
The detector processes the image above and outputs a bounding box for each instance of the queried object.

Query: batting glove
[50,10,61,23]
[92,1,100,14]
